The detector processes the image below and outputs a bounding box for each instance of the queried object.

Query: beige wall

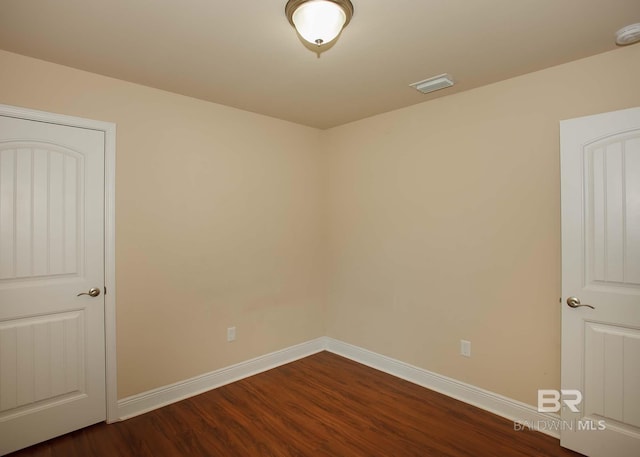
[0,50,326,398]
[323,44,640,405]
[1,44,638,407]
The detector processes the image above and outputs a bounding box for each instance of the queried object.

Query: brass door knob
[77,287,101,297]
[566,296,595,309]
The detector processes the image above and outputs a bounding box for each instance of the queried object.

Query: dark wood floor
[10,351,582,456]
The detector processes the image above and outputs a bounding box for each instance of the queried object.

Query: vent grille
[410,74,454,94]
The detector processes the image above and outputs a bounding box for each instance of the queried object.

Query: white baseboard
[324,337,561,438]
[117,336,559,439]
[117,337,325,420]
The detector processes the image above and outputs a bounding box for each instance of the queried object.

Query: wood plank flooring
[10,351,583,456]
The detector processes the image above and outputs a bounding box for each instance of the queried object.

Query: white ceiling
[0,0,638,129]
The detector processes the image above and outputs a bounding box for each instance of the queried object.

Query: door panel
[561,107,640,457]
[0,115,105,455]
[1,144,84,280]
[584,323,640,427]
[0,311,85,414]
[585,134,640,289]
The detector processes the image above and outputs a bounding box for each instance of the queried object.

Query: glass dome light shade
[292,1,347,46]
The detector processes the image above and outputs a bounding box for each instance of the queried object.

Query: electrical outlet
[227,326,236,342]
[460,340,471,357]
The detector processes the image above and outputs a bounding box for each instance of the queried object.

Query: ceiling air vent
[409,74,454,94]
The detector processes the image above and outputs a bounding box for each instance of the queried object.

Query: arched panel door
[561,107,640,457]
[0,115,106,455]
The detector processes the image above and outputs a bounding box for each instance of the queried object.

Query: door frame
[0,103,118,423]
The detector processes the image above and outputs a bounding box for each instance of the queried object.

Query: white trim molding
[116,336,559,439]
[0,103,118,423]
[324,338,561,438]
[103,119,118,424]
[117,338,326,420]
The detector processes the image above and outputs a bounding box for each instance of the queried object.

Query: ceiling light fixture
[615,23,640,46]
[285,0,354,47]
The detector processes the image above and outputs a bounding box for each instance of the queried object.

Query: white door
[0,115,106,455]
[561,107,640,456]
